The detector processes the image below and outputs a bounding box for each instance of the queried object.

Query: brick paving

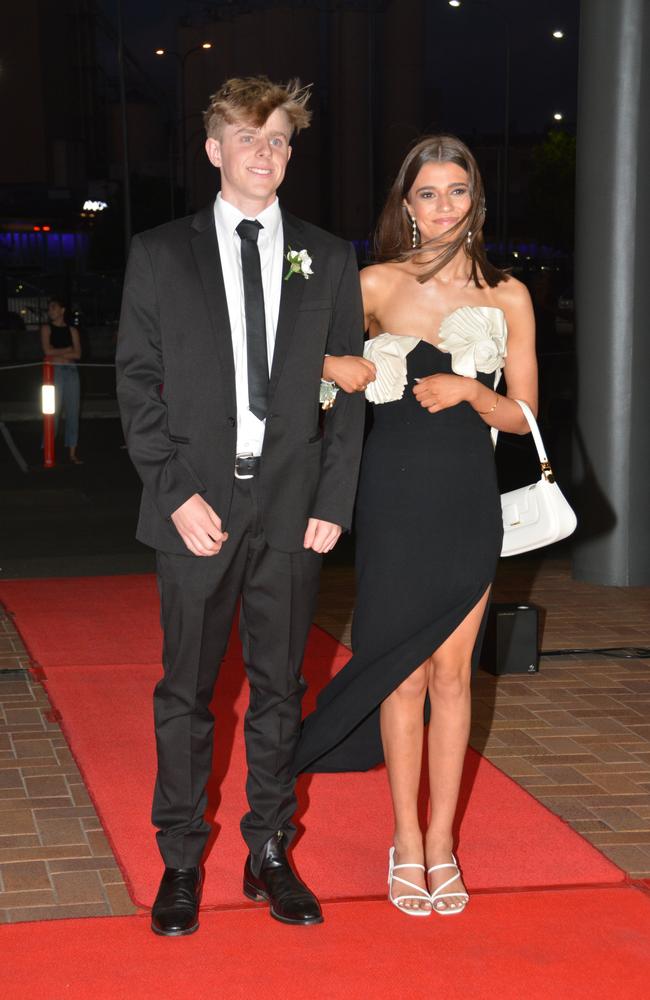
[0,608,137,924]
[315,554,650,654]
[1,553,649,923]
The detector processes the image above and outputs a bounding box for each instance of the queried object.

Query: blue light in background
[0,231,89,265]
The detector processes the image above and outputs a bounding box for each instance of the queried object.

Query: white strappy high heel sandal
[387,846,432,917]
[427,853,469,916]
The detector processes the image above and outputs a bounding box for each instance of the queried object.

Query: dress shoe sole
[151,919,199,937]
[243,880,324,926]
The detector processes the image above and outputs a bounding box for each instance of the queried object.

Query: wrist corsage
[319,379,339,410]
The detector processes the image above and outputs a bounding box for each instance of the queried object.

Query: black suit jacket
[116,204,365,554]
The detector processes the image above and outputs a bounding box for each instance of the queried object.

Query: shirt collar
[215,192,281,242]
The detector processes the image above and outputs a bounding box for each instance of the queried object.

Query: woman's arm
[40,324,56,356]
[65,326,82,361]
[322,354,375,391]
[321,265,382,390]
[469,281,537,434]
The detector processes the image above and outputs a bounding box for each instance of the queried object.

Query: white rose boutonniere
[285,247,313,281]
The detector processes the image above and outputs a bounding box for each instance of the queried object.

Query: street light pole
[155,43,212,214]
[447,0,510,251]
[502,20,510,253]
[368,0,377,227]
[116,0,132,258]
[447,3,567,255]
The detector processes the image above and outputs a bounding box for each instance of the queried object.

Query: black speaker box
[482,603,539,675]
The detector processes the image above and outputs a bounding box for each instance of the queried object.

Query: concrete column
[572,0,650,585]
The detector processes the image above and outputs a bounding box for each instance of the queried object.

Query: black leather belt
[234,454,261,479]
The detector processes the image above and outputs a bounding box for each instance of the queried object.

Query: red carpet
[4,889,650,999]
[42,661,622,909]
[0,574,346,668]
[0,575,163,668]
[0,575,623,911]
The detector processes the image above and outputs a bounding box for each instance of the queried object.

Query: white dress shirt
[213,193,284,457]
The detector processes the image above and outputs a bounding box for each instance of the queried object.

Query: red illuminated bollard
[42,359,56,468]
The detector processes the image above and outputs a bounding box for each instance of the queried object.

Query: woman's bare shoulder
[361,261,405,297]
[493,273,532,309]
[361,261,402,282]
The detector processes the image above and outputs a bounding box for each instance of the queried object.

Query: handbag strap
[513,399,547,463]
[492,398,555,482]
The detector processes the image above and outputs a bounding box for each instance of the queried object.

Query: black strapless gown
[295,338,503,774]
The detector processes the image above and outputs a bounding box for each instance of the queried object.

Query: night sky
[104,0,579,137]
[428,0,579,136]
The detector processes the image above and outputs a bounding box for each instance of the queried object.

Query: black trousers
[152,477,322,867]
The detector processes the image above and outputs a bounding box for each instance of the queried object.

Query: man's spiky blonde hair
[203,76,312,140]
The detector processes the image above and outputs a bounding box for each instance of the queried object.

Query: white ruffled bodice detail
[437,306,507,378]
[363,333,421,405]
[363,306,508,404]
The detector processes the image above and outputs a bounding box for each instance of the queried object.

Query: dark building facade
[0,0,107,286]
[178,0,430,242]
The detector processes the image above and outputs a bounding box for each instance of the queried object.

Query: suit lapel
[268,211,307,398]
[190,206,237,409]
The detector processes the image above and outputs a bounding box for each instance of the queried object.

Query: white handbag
[500,399,577,557]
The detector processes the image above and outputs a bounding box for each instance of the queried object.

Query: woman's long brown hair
[374,135,506,288]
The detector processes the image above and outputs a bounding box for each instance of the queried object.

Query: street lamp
[552,30,564,39]
[155,43,212,57]
[155,43,213,212]
[553,112,564,121]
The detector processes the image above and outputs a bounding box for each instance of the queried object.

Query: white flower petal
[438,306,507,377]
[450,342,482,378]
[286,248,314,279]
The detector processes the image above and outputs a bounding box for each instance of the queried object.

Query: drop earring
[466,230,473,250]
[411,215,419,248]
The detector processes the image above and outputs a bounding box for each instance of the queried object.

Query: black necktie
[236,218,268,421]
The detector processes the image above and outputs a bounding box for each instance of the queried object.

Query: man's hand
[171,494,229,557]
[303,518,342,554]
[322,355,376,394]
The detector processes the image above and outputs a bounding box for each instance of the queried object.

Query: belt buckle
[235,452,256,480]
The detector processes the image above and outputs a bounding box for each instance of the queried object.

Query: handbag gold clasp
[541,461,555,483]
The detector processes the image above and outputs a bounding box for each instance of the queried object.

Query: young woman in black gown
[299,136,538,916]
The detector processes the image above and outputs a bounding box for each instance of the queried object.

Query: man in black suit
[116,77,366,936]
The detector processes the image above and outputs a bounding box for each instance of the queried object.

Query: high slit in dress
[294,306,507,775]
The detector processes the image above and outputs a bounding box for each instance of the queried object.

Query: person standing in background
[40,297,82,464]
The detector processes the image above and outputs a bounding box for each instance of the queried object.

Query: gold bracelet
[477,393,499,415]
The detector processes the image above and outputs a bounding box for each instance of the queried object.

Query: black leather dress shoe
[243,832,323,925]
[151,866,203,937]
